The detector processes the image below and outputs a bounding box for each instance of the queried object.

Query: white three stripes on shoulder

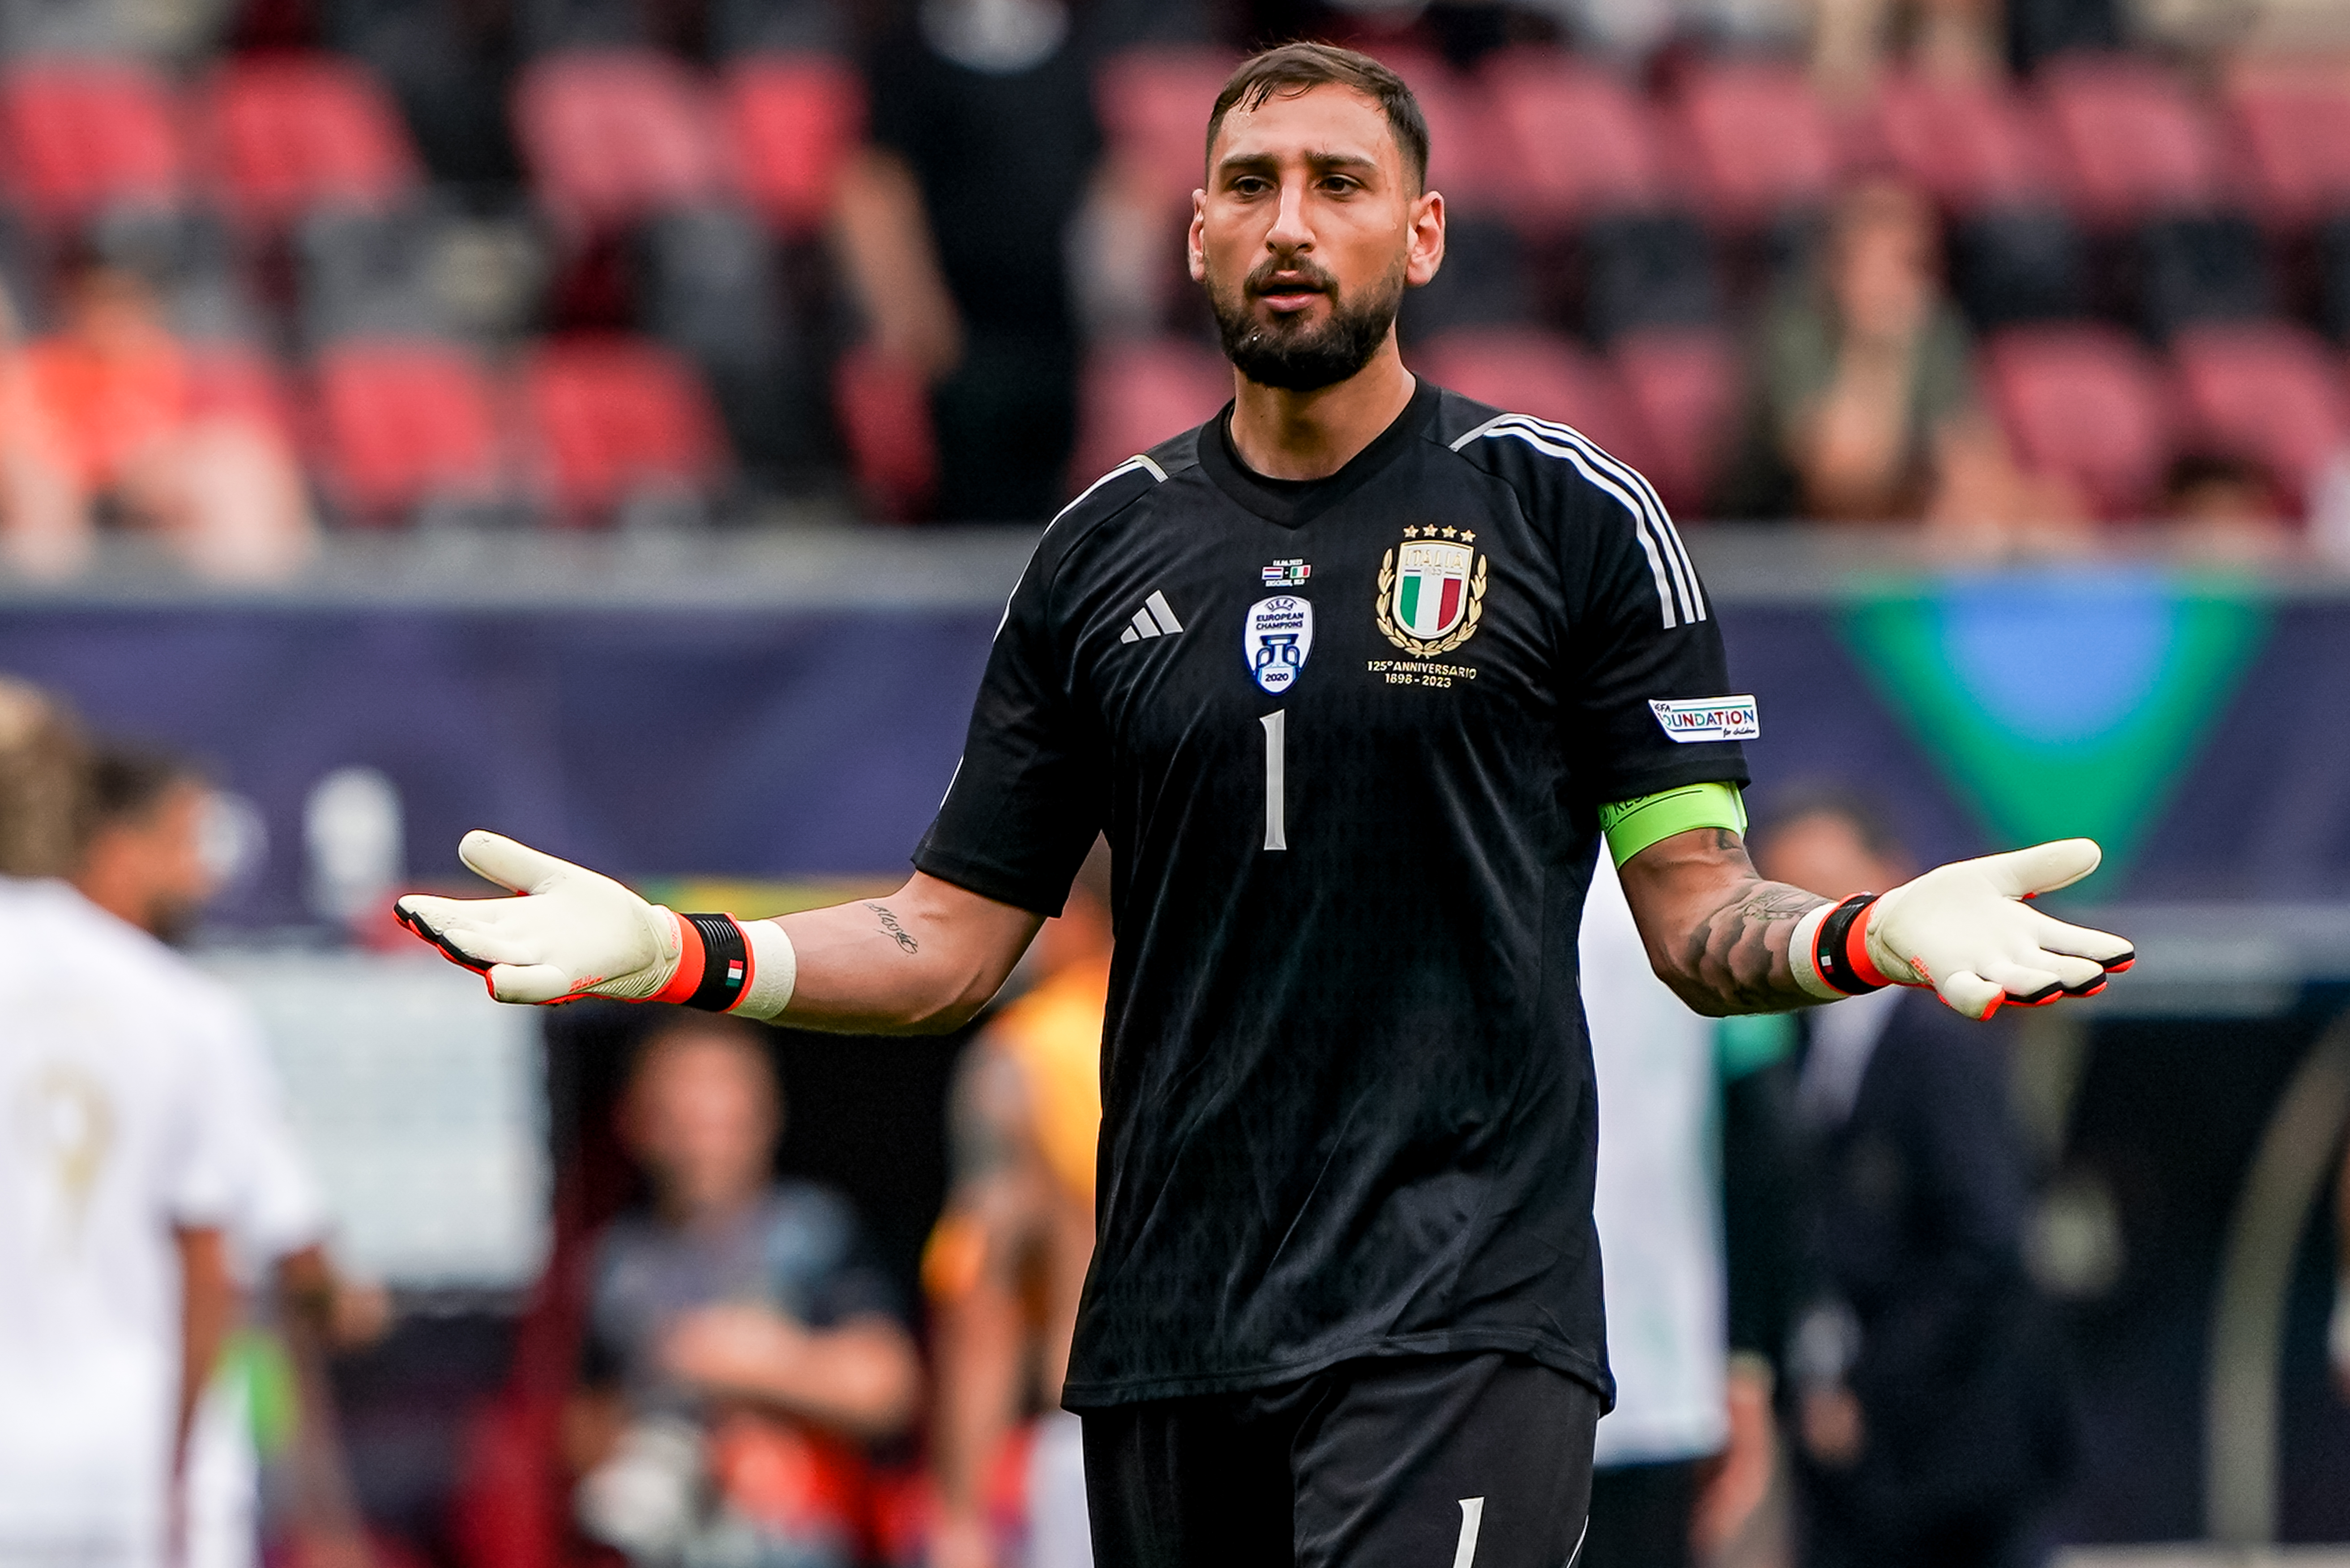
[1048,452,1169,529]
[1449,413,1705,629]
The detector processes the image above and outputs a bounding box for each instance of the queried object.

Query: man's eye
[1231,176,1271,196]
[1320,176,1359,194]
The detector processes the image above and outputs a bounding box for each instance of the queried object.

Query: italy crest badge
[1376,529,1486,657]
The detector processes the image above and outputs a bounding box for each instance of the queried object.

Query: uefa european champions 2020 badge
[1245,595,1313,695]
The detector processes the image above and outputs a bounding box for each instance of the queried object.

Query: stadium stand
[1093,47,1240,218]
[1614,328,1738,518]
[720,52,864,234]
[2222,62,2350,236]
[199,53,421,231]
[833,344,936,520]
[1982,324,2174,520]
[512,50,728,236]
[521,334,728,525]
[0,58,185,230]
[1671,59,1842,235]
[2169,321,2350,510]
[312,337,504,525]
[1482,49,1674,230]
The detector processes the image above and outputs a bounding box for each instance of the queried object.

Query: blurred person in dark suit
[565,1014,921,1568]
[833,0,1100,522]
[75,747,389,1568]
[1752,789,2075,1568]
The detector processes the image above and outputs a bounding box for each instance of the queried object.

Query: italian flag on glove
[393,831,795,1018]
[1791,838,2133,1020]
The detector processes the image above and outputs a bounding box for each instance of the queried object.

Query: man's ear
[1405,189,1445,289]
[1187,188,1208,284]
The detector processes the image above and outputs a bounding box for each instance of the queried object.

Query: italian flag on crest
[1393,540,1475,639]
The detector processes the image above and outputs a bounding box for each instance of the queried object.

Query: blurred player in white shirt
[1580,853,1775,1568]
[0,679,240,1568]
[74,746,384,1568]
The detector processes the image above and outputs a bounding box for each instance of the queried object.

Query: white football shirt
[1581,854,1730,1467]
[0,878,243,1567]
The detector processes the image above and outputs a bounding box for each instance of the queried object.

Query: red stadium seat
[1368,48,1508,212]
[1870,73,2053,215]
[0,60,185,228]
[1672,60,1842,230]
[2170,322,2350,509]
[719,53,864,234]
[1094,48,1240,216]
[187,345,298,448]
[1982,325,2173,520]
[513,51,727,234]
[313,339,504,525]
[833,345,936,521]
[1482,49,1673,230]
[1069,337,1229,495]
[2038,55,2225,228]
[1416,328,1657,477]
[1613,328,1737,518]
[2222,62,2350,232]
[199,54,420,230]
[521,336,729,524]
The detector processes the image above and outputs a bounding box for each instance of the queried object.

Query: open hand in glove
[1793,838,2132,1020]
[395,831,790,1015]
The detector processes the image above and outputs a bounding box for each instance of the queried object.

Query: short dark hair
[1206,43,1430,194]
[0,677,91,878]
[88,746,203,830]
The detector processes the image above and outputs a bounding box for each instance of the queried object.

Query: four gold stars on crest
[1401,527,1476,541]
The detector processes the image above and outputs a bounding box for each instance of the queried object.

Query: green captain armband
[1599,782,1748,866]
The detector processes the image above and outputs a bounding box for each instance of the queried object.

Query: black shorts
[1080,1353,1601,1568]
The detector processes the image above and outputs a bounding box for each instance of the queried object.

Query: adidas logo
[1119,590,1184,644]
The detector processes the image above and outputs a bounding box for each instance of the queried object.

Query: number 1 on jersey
[1260,710,1286,852]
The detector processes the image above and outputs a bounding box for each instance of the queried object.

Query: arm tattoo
[1673,877,1830,1015]
[865,902,919,954]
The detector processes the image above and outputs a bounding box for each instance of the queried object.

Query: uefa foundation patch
[1648,696,1759,742]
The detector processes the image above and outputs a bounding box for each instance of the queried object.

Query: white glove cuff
[1790,903,1843,1001]
[734,919,798,1021]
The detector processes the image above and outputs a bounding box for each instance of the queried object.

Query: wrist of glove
[1790,838,2133,1021]
[393,831,796,1018]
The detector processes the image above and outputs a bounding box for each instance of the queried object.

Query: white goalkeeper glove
[1791,838,2132,1021]
[393,831,795,1017]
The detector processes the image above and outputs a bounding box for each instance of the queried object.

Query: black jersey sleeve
[1556,473,1750,805]
[912,496,1128,914]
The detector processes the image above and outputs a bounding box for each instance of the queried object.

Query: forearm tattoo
[1673,873,1830,1016]
[865,902,919,954]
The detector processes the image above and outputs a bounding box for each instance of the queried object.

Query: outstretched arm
[1620,827,2135,1020]
[395,833,1042,1034]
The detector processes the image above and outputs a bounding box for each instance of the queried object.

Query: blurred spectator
[74,746,390,1568]
[1811,0,2005,103]
[1579,852,1776,1568]
[0,677,240,1568]
[833,0,1101,521]
[923,840,1110,1568]
[1715,177,2081,542]
[2157,451,2293,560]
[1751,789,2075,1568]
[565,1014,921,1567]
[6,266,314,582]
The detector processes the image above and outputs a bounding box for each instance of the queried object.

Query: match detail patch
[1649,695,1759,742]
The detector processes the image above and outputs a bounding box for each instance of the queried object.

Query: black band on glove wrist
[1815,894,1885,997]
[680,913,750,1013]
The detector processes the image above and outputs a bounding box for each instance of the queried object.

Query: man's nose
[1265,175,1314,253]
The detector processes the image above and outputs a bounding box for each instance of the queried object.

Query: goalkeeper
[395,40,2130,1568]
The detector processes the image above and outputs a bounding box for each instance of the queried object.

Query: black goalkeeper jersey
[914,377,1750,1408]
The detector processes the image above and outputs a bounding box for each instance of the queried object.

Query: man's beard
[1209,253,1406,392]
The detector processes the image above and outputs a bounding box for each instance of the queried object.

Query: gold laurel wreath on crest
[1375,549,1487,658]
